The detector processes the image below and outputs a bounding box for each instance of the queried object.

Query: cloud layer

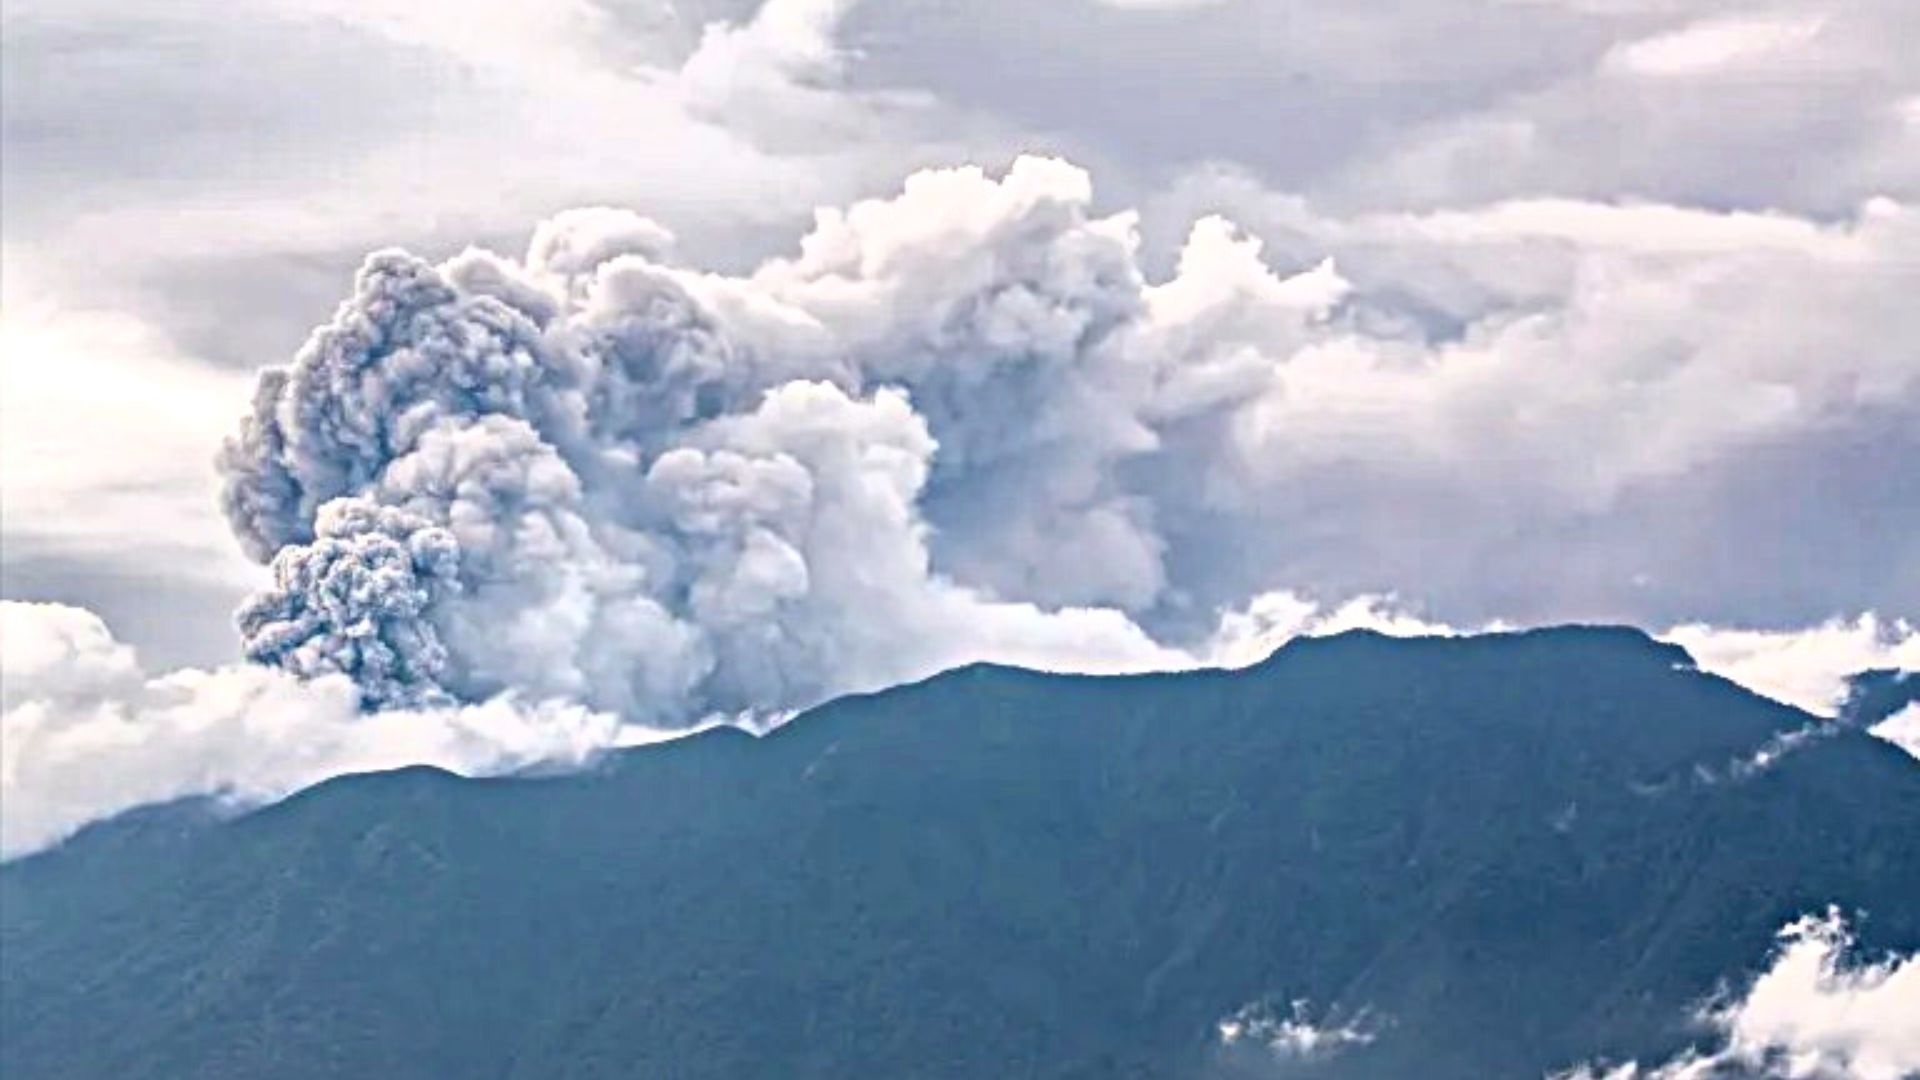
[7,587,1912,859]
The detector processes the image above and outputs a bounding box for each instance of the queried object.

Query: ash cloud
[217,157,1205,724]
[219,155,1920,729]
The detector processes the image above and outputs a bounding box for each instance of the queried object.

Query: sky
[2,0,1918,854]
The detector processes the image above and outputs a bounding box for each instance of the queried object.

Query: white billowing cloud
[656,0,957,149]
[1603,14,1829,78]
[1203,590,1469,670]
[1145,171,1920,626]
[677,0,861,102]
[1716,912,1920,1080]
[0,601,658,858]
[7,590,1913,861]
[818,0,1913,221]
[1663,616,1920,717]
[1553,910,1920,1080]
[0,574,1134,860]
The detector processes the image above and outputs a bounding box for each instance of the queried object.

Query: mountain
[4,627,1918,1079]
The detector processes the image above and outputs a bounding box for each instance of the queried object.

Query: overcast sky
[3,0,1915,664]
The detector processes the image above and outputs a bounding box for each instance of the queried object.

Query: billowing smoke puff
[236,498,460,708]
[219,158,1213,723]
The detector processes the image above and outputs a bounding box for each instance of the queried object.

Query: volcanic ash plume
[217,158,1269,724]
[216,154,1920,729]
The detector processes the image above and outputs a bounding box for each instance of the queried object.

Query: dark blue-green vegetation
[4,628,1917,1078]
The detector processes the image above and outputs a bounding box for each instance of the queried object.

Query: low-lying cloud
[1215,998,1380,1064]
[1665,617,1920,718]
[0,601,658,857]
[1552,909,1920,1080]
[6,590,1912,859]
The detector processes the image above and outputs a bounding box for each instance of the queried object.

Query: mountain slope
[4,627,1918,1079]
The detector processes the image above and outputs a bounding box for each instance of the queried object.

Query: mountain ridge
[5,625,1916,1079]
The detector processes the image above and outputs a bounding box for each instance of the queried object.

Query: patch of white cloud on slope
[1552,910,1920,1080]
[1216,998,1379,1063]
[0,601,659,858]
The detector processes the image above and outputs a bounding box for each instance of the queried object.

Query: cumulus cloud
[1145,173,1920,628]
[674,0,862,110]
[0,601,663,859]
[1552,909,1920,1080]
